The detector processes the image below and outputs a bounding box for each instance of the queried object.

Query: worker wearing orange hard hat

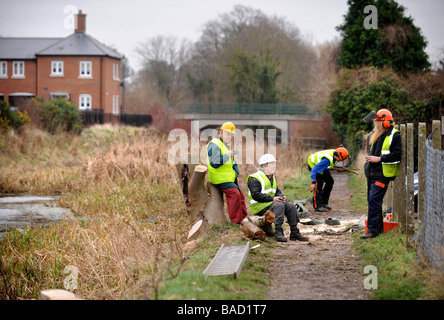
[206,122,248,224]
[361,108,401,239]
[307,147,349,212]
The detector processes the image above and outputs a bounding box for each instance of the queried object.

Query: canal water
[0,195,74,241]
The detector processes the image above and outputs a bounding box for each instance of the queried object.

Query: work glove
[310,182,316,192]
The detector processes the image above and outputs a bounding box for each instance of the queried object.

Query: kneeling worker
[247,154,308,242]
[307,147,349,212]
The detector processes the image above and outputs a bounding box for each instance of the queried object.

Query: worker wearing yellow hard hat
[206,122,247,223]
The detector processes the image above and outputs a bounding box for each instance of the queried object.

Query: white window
[113,95,119,114]
[113,63,120,80]
[12,61,25,78]
[0,61,7,78]
[51,61,64,76]
[79,94,92,110]
[79,61,92,78]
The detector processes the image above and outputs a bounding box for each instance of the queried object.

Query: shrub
[35,98,83,135]
[0,100,31,133]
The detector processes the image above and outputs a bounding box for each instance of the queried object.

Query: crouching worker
[307,147,349,212]
[247,154,308,242]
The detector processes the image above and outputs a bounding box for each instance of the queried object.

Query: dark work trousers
[309,167,334,209]
[259,201,300,230]
[366,178,390,235]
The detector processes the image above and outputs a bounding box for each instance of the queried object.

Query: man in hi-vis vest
[206,122,248,224]
[307,147,349,212]
[361,108,401,239]
[247,154,308,242]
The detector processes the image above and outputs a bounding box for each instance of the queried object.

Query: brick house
[0,10,123,119]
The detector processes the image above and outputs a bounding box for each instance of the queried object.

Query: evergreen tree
[336,0,430,73]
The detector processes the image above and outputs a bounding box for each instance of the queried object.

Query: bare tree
[135,35,191,105]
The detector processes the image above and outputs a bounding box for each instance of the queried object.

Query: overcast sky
[1,0,443,72]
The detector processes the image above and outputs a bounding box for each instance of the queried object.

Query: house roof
[0,38,62,59]
[0,33,122,60]
[37,32,122,59]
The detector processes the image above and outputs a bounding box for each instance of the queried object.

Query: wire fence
[421,137,444,270]
[383,119,444,271]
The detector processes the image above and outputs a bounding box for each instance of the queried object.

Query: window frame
[51,61,64,76]
[0,61,7,78]
[79,94,92,110]
[112,95,120,115]
[113,63,120,81]
[79,61,92,78]
[12,61,25,78]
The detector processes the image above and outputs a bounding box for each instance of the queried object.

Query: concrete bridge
[173,103,326,148]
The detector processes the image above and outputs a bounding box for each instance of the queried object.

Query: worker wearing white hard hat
[247,154,308,242]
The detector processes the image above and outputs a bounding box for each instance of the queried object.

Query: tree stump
[177,164,228,240]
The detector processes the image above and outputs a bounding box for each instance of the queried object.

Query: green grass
[347,173,368,214]
[349,171,443,300]
[281,169,312,202]
[158,224,275,300]
[352,231,427,300]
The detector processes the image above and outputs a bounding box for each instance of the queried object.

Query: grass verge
[348,160,444,300]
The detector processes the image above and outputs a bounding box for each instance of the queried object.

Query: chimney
[75,10,86,33]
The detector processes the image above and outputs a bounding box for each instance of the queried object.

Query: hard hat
[375,109,393,121]
[220,122,236,134]
[375,109,393,128]
[259,154,276,165]
[335,147,349,161]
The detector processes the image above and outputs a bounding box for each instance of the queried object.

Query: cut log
[240,206,276,239]
[40,289,83,300]
[240,217,266,241]
[187,219,204,241]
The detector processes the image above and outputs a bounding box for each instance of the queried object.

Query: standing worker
[247,154,308,242]
[307,147,349,212]
[207,122,248,224]
[361,108,401,239]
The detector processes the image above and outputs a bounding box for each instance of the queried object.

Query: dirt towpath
[266,171,369,300]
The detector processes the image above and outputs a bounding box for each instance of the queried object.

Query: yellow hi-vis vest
[247,170,277,214]
[206,137,236,184]
[372,128,400,178]
[307,149,337,174]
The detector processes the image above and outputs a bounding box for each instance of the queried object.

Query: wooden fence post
[406,123,415,236]
[432,120,442,151]
[397,124,407,231]
[418,123,426,224]
[392,125,400,222]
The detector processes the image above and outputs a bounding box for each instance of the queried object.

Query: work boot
[290,226,309,241]
[274,225,287,242]
[360,232,377,239]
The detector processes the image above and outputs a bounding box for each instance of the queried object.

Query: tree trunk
[177,163,228,240]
